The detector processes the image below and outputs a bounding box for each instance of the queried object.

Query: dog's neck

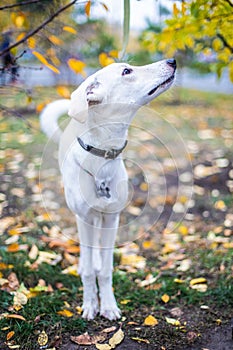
[81,104,138,150]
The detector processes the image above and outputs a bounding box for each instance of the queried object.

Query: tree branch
[0,0,40,11]
[0,0,81,57]
[217,33,233,53]
[224,0,233,8]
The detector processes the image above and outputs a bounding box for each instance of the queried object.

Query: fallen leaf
[177,259,192,272]
[6,331,15,341]
[38,330,48,347]
[143,315,158,326]
[120,254,146,269]
[71,332,106,345]
[57,309,73,318]
[161,294,170,303]
[100,326,117,334]
[191,284,208,292]
[131,337,150,344]
[13,291,28,309]
[190,277,207,286]
[165,317,180,326]
[96,344,111,350]
[109,328,124,348]
[5,314,26,321]
[7,243,19,253]
[120,299,131,305]
[28,245,39,260]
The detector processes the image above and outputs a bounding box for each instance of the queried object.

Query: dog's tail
[40,99,71,143]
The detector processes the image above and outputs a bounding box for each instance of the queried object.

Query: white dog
[40,59,176,320]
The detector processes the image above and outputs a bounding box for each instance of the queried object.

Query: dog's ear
[68,78,104,123]
[86,78,104,106]
[68,83,88,123]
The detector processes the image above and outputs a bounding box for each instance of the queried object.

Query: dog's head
[68,59,176,123]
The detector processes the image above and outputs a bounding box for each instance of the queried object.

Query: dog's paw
[100,302,121,320]
[82,302,99,320]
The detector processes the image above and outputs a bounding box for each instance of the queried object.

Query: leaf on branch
[100,2,109,12]
[85,0,91,17]
[32,51,48,65]
[99,53,115,67]
[56,86,71,98]
[27,37,36,49]
[63,26,77,34]
[49,35,63,46]
[67,58,86,76]
[32,51,60,74]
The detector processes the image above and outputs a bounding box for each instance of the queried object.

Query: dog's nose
[166,58,176,69]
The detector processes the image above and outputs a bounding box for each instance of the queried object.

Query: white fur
[40,60,176,320]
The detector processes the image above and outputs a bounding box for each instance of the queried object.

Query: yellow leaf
[38,330,48,346]
[96,344,111,350]
[57,309,73,317]
[6,331,15,341]
[46,63,60,74]
[109,328,124,348]
[229,61,233,82]
[109,49,118,58]
[63,26,77,34]
[16,33,26,42]
[5,314,26,321]
[131,337,150,344]
[161,294,170,303]
[32,51,48,65]
[120,299,131,305]
[85,0,91,17]
[140,182,148,191]
[56,86,71,98]
[120,254,146,269]
[142,240,154,250]
[190,277,207,286]
[15,15,25,28]
[7,243,19,253]
[143,315,158,326]
[99,53,115,67]
[174,278,185,284]
[212,38,223,52]
[67,58,86,76]
[178,225,189,236]
[27,37,36,49]
[173,3,179,16]
[165,317,180,326]
[49,35,63,46]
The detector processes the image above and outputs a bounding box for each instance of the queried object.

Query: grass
[0,85,233,349]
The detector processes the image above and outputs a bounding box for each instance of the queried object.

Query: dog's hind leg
[97,213,121,320]
[76,216,100,320]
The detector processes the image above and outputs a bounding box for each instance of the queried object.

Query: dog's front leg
[98,213,121,320]
[76,216,100,320]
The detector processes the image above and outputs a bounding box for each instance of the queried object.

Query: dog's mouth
[148,74,175,96]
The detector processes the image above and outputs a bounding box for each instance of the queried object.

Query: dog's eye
[122,68,133,76]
